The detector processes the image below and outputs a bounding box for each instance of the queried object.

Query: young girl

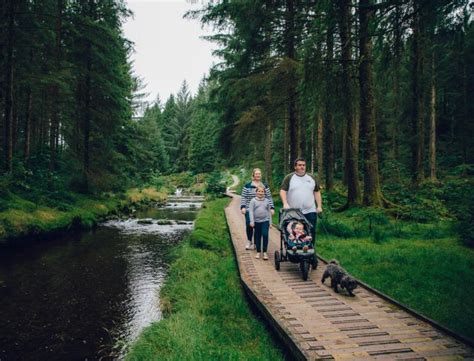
[249,185,272,260]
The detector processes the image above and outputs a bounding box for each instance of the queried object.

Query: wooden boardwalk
[225,194,474,360]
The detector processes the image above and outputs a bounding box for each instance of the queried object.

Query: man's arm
[314,190,323,213]
[280,189,290,209]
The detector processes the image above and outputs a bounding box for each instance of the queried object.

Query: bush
[457,201,474,247]
[206,171,226,195]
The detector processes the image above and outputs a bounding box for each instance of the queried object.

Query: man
[280,158,323,241]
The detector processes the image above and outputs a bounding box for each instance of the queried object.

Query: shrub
[206,171,226,195]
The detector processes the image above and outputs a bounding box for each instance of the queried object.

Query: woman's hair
[252,168,262,177]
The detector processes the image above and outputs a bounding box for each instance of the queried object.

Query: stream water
[0,197,202,360]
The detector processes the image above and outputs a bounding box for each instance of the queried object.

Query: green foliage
[438,177,474,246]
[188,81,221,173]
[162,81,194,172]
[126,198,284,361]
[205,171,226,195]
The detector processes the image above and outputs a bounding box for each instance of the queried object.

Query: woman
[240,168,274,250]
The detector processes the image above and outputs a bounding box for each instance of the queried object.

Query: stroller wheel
[311,254,318,270]
[300,260,310,281]
[274,251,281,271]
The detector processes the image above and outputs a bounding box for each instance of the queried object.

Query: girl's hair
[255,185,265,192]
[252,168,262,177]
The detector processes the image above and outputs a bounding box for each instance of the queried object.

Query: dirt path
[227,174,239,193]
[225,193,474,360]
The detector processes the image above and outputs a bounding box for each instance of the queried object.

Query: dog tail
[329,259,339,265]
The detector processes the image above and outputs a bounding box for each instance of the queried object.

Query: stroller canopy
[279,208,313,232]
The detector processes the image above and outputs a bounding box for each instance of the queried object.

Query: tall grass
[126,198,285,361]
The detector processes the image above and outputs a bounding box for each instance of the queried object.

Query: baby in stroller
[286,221,313,253]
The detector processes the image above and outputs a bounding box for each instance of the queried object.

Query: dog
[321,259,358,296]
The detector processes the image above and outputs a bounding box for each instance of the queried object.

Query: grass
[315,217,474,341]
[126,198,285,361]
[0,188,167,240]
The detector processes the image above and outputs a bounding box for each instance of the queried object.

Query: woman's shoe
[263,252,268,260]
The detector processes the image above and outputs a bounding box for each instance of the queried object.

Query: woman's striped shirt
[240,182,274,210]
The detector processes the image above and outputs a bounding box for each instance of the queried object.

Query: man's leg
[304,212,317,245]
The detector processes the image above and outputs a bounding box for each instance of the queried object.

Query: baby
[287,221,312,253]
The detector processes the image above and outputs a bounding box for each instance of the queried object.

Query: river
[0,197,202,360]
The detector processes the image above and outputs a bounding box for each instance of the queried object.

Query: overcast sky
[123,0,217,106]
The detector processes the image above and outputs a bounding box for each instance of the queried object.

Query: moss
[0,186,165,241]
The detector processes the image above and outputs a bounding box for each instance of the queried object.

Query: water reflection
[0,201,200,360]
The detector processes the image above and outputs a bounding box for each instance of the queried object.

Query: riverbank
[0,187,166,241]
[126,197,285,360]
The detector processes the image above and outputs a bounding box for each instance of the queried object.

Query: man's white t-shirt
[281,172,320,214]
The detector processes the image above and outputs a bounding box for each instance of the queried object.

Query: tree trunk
[264,120,273,188]
[411,1,425,185]
[391,3,402,182]
[310,122,315,173]
[429,53,436,181]
[337,0,361,205]
[83,41,92,192]
[359,0,383,206]
[285,0,299,166]
[49,0,63,172]
[461,34,468,163]
[3,0,14,172]
[284,113,289,175]
[317,108,324,183]
[325,6,335,191]
[24,88,32,164]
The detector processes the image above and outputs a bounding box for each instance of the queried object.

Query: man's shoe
[263,252,268,260]
[245,241,252,250]
[255,253,261,259]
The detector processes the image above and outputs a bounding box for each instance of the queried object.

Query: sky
[123,0,218,107]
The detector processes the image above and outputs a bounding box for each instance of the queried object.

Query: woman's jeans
[254,221,269,252]
[245,212,254,242]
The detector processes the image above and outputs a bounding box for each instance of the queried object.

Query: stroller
[274,208,318,280]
